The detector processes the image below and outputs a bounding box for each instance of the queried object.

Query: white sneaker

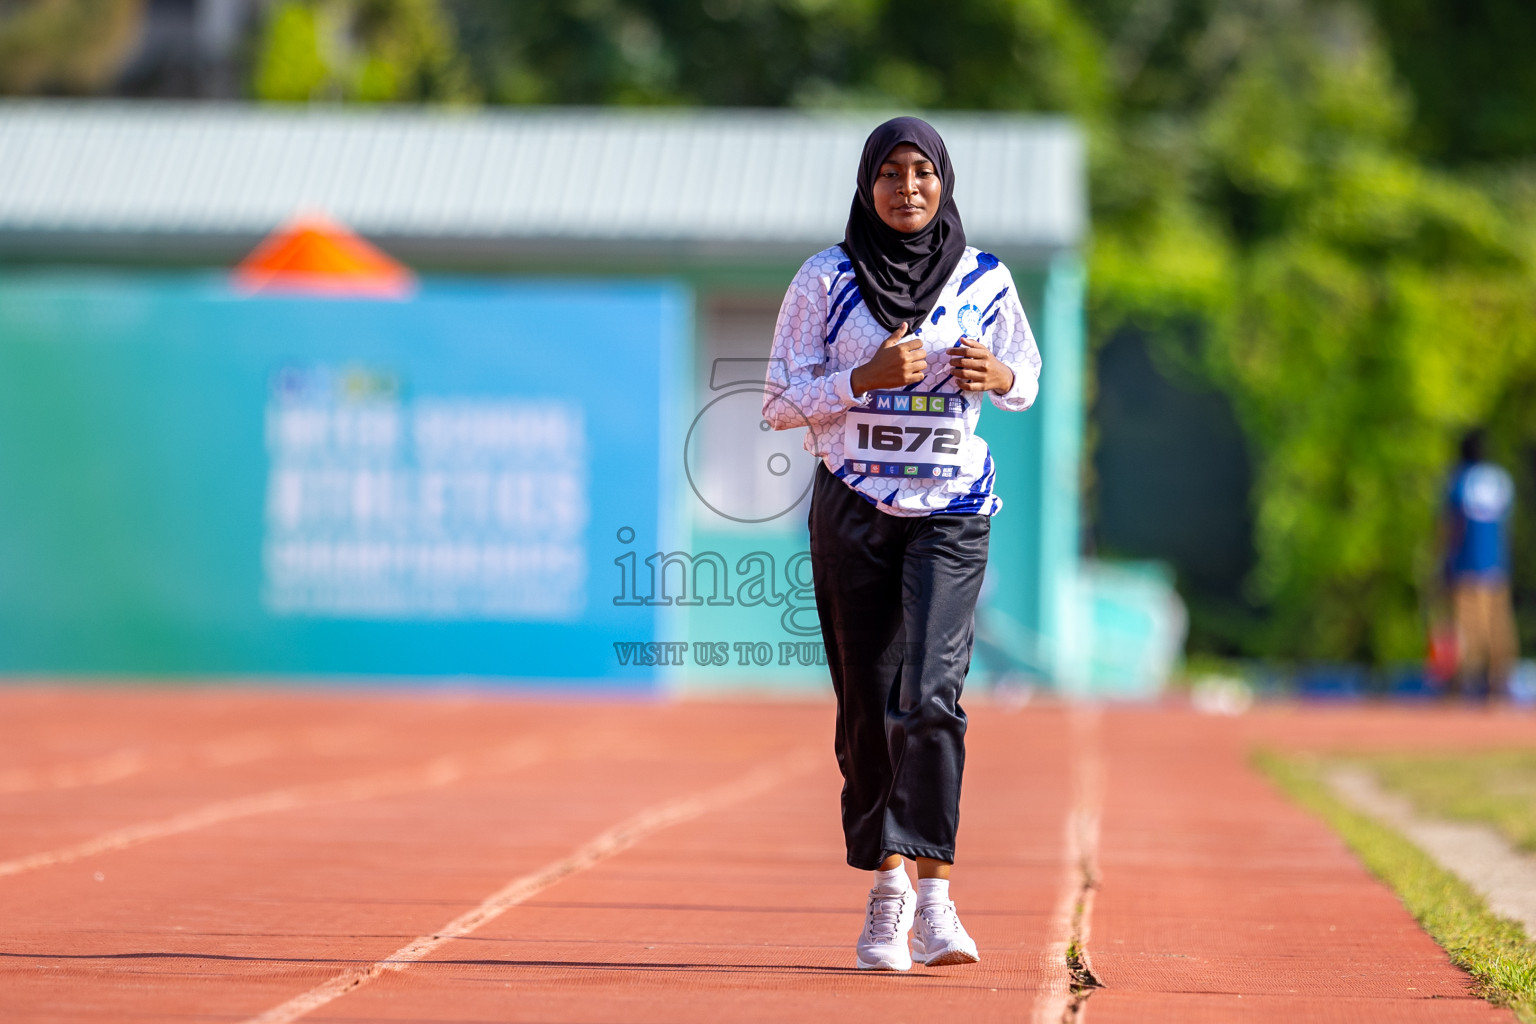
[855,886,915,970]
[911,899,980,966]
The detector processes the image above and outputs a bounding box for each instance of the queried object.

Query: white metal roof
[0,101,1085,260]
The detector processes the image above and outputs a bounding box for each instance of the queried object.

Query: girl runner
[763,116,1043,971]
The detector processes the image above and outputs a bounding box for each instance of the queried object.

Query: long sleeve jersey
[762,245,1042,516]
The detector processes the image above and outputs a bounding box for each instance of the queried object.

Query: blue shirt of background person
[1444,432,1514,581]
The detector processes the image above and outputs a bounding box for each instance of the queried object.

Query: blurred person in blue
[762,117,1042,972]
[1440,428,1518,698]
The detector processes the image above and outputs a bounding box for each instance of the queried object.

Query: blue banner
[0,275,689,685]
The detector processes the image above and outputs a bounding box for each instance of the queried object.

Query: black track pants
[809,463,990,870]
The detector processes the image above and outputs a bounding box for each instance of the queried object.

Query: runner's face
[872,144,942,234]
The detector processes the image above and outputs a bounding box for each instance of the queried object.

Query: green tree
[253,0,474,103]
[252,2,330,101]
[1092,2,1536,661]
[444,0,1106,112]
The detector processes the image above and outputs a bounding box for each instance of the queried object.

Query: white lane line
[242,747,818,1024]
[1032,705,1105,1024]
[0,725,380,796]
[0,739,546,879]
[0,747,150,794]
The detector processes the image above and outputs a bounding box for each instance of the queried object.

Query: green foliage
[252,0,474,103]
[445,0,1106,112]
[1090,4,1536,661]
[252,3,329,102]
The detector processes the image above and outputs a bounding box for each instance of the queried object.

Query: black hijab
[842,116,967,332]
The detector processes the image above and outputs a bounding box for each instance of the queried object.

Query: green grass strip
[1257,751,1536,1022]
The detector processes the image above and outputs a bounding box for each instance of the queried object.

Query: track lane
[0,736,549,879]
[0,699,857,1022]
[310,701,1074,1023]
[1086,709,1519,1023]
[0,696,575,859]
[13,693,1524,1023]
[244,748,821,1023]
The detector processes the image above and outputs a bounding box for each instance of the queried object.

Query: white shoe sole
[915,944,980,967]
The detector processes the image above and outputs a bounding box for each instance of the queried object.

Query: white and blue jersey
[1445,461,1515,580]
[762,245,1042,516]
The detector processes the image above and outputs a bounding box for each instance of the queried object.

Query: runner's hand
[850,323,927,396]
[949,342,1015,394]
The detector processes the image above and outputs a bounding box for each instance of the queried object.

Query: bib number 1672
[855,423,962,455]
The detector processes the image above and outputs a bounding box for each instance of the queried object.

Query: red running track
[0,688,1530,1023]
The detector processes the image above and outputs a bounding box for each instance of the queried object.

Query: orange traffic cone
[232,213,414,298]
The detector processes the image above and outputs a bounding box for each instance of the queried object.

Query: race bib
[843,390,968,481]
